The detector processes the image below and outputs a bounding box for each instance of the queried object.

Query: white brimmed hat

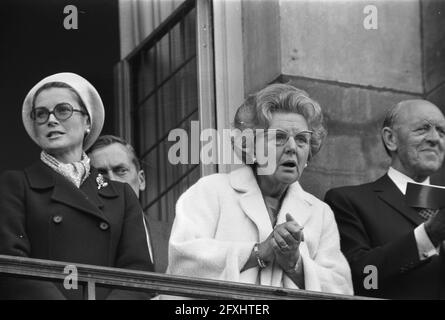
[22,72,105,151]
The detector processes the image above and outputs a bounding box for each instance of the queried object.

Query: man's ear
[138,170,146,192]
[382,127,398,152]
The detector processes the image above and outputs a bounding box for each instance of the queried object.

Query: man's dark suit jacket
[0,161,154,299]
[145,216,170,273]
[325,174,445,299]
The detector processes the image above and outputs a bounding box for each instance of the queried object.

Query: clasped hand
[259,213,304,271]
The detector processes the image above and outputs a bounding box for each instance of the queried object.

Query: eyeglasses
[265,129,313,147]
[31,103,87,124]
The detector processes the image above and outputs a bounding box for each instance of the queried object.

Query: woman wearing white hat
[0,73,153,299]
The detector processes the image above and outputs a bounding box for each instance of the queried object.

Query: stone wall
[283,75,418,198]
[241,0,445,199]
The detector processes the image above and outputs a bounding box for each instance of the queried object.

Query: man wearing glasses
[325,99,445,299]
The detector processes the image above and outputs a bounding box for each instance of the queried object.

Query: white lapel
[230,166,275,285]
[229,166,273,242]
[229,166,314,287]
[276,182,313,227]
[272,182,313,286]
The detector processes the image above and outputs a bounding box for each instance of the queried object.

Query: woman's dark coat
[0,161,154,299]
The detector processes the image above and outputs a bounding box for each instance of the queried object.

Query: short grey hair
[381,100,412,156]
[233,83,327,160]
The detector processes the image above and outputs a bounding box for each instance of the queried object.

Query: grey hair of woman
[233,83,327,161]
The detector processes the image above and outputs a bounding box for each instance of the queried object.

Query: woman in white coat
[167,84,353,295]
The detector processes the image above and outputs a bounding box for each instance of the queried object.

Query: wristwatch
[254,243,267,269]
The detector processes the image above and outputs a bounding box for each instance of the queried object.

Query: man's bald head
[383,100,440,130]
[381,99,445,181]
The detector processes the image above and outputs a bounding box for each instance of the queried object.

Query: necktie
[416,208,439,221]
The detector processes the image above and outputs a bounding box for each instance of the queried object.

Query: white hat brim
[22,72,105,151]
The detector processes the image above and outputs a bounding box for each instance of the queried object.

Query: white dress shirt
[387,167,439,260]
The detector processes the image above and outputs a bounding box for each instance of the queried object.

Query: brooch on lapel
[96,174,109,190]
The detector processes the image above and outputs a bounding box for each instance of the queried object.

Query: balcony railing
[0,255,372,300]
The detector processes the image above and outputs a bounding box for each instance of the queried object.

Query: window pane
[130,7,200,226]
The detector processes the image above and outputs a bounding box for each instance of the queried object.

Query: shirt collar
[387,166,430,195]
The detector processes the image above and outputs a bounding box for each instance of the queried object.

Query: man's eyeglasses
[265,129,313,147]
[31,103,87,124]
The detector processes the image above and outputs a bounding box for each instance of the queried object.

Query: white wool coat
[167,166,353,295]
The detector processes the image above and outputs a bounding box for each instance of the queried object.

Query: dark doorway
[0,0,120,172]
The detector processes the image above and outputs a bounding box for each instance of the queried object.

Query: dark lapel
[80,168,119,222]
[25,161,115,222]
[373,174,424,226]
